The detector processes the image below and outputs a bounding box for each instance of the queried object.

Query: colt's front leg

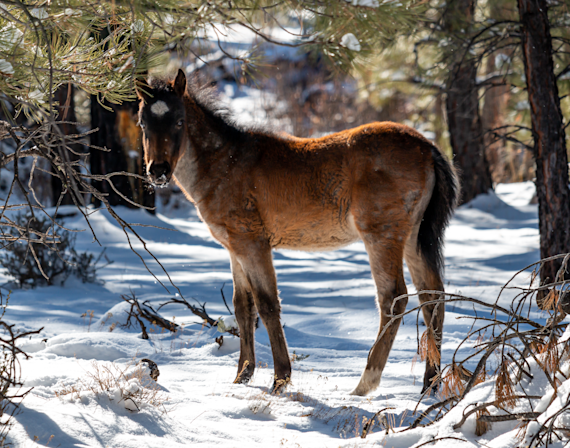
[235,244,291,393]
[230,254,257,384]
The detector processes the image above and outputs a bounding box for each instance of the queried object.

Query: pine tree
[517,0,570,293]
[442,0,494,204]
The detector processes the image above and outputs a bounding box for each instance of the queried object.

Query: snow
[199,24,304,46]
[30,8,48,19]
[0,59,14,75]
[131,19,145,33]
[346,0,381,6]
[1,178,556,447]
[340,33,361,52]
[193,23,309,66]
[495,53,511,69]
[0,25,23,51]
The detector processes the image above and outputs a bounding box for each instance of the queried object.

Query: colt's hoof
[350,369,382,396]
[421,379,440,395]
[349,385,369,396]
[233,374,252,385]
[270,376,290,394]
[233,361,254,384]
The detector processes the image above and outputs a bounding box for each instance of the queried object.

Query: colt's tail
[418,146,460,277]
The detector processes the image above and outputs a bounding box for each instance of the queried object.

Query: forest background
[0,0,569,446]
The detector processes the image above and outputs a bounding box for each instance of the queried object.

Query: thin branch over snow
[374,254,570,447]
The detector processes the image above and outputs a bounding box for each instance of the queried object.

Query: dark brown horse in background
[136,69,459,395]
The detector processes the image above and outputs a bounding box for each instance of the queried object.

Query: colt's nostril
[149,162,171,180]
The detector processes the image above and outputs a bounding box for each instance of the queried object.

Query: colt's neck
[185,96,229,155]
[172,97,231,204]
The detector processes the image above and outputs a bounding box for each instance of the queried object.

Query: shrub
[72,249,112,284]
[0,213,111,288]
[54,359,166,413]
[0,292,42,446]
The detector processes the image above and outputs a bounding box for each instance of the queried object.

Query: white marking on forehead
[150,100,169,117]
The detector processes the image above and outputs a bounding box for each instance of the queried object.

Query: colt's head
[136,69,187,187]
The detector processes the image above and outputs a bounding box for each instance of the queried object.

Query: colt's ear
[173,69,186,97]
[135,78,152,102]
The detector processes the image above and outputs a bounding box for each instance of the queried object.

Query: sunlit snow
[1,171,555,447]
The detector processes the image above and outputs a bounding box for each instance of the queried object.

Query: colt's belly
[269,213,360,251]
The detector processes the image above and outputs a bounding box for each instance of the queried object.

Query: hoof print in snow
[139,358,159,381]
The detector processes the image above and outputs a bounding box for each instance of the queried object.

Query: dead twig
[220,283,233,315]
[452,396,542,430]
[120,291,178,338]
[158,296,216,327]
[361,407,395,438]
[409,396,458,429]
[413,436,471,448]
[478,412,541,423]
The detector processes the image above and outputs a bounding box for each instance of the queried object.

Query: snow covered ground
[2,178,561,448]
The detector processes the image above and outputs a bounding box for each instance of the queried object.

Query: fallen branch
[410,396,458,429]
[478,412,542,423]
[453,396,542,430]
[413,436,471,448]
[220,283,233,315]
[120,292,178,339]
[395,254,570,447]
[157,294,240,337]
[361,407,394,438]
[158,296,216,327]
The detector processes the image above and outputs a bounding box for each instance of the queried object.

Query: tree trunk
[481,0,516,184]
[53,83,80,206]
[482,54,512,183]
[90,98,154,211]
[444,0,493,204]
[518,0,570,289]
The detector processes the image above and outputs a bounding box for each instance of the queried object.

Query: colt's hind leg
[235,244,291,393]
[352,237,408,396]
[230,254,257,384]
[404,239,445,393]
[419,298,444,393]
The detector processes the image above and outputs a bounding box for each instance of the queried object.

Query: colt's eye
[176,119,184,128]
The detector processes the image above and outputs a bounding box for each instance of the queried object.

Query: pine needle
[495,359,516,409]
[419,329,441,367]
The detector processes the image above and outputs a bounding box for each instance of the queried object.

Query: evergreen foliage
[358,0,570,182]
[0,0,422,119]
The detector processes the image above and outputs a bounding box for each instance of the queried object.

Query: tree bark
[52,83,80,206]
[481,0,516,184]
[518,0,570,288]
[482,59,510,183]
[90,98,154,211]
[444,0,493,204]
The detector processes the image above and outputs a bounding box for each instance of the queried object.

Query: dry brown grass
[247,390,273,415]
[540,289,559,311]
[54,360,167,412]
[439,362,467,399]
[419,329,441,368]
[536,338,562,380]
